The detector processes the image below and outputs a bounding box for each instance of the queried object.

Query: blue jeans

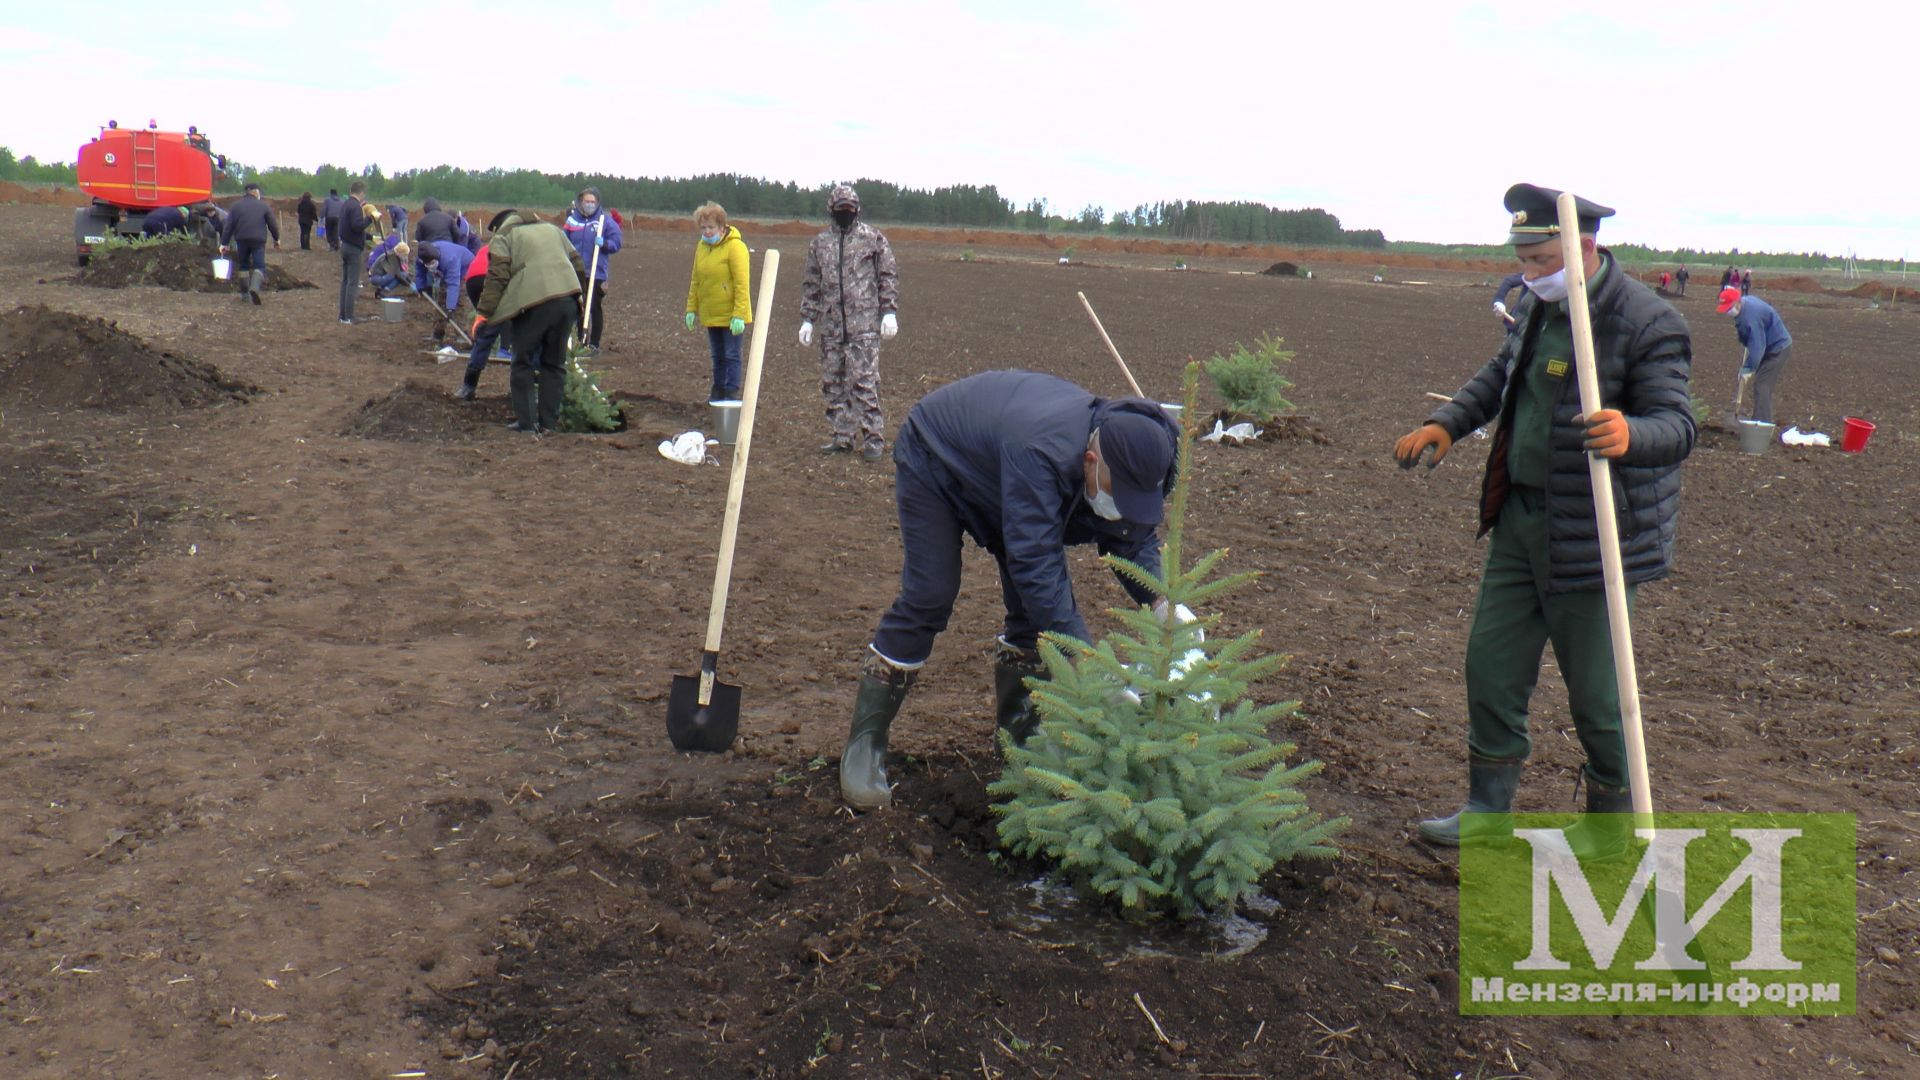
[465,317,509,381]
[706,326,742,400]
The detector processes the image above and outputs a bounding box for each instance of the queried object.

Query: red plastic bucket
[1841,416,1876,453]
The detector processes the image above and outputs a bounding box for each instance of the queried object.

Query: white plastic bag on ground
[1200,419,1262,444]
[1779,425,1832,448]
[658,430,718,466]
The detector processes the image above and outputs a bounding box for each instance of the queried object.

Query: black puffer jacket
[1429,251,1694,592]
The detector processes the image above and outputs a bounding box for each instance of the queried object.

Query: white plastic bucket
[379,297,406,323]
[211,257,231,281]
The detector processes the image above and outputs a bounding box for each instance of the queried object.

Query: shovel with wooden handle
[666,249,780,753]
[1557,193,1652,824]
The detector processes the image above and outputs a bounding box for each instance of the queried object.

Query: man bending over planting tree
[840,371,1180,811]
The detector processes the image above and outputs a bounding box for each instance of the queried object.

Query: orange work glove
[1581,409,1630,458]
[1394,422,1453,470]
[470,315,487,337]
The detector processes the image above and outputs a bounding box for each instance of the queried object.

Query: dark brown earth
[78,240,315,293]
[1,201,1915,1079]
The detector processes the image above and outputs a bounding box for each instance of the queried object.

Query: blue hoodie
[1732,296,1792,372]
[563,189,623,281]
[894,370,1179,643]
[413,239,473,301]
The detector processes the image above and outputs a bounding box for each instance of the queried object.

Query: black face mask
[831,209,858,229]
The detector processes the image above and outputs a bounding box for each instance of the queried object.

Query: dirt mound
[1843,280,1914,303]
[611,391,709,441]
[0,304,256,413]
[78,242,314,293]
[0,181,88,207]
[344,379,499,442]
[1262,261,1302,277]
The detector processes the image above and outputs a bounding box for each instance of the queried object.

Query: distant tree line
[5,144,1907,268]
[0,147,78,184]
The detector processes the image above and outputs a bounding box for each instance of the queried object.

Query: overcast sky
[4,1,1914,258]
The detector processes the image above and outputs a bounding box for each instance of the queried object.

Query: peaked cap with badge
[1503,183,1615,246]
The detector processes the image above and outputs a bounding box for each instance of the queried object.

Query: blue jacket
[896,370,1180,643]
[365,232,404,273]
[322,194,343,222]
[414,240,473,300]
[1732,296,1791,372]
[563,207,623,280]
[141,205,188,236]
[1493,272,1526,308]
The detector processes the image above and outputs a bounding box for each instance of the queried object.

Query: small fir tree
[559,344,622,433]
[990,364,1345,917]
[1203,332,1294,421]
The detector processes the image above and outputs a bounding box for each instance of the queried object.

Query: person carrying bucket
[219,182,280,306]
[1393,183,1695,854]
[838,371,1181,811]
[1718,286,1792,425]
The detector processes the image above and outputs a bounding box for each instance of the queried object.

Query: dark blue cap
[1098,411,1176,524]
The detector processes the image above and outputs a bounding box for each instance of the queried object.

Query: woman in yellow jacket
[684,202,753,402]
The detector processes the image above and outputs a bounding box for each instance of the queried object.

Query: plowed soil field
[1,202,1915,1079]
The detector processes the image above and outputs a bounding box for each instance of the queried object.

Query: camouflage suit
[801,185,900,454]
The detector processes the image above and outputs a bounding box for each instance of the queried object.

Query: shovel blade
[666,674,740,753]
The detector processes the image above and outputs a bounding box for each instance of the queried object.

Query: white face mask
[1524,267,1569,303]
[1085,487,1123,521]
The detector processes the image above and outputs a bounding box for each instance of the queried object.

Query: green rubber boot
[993,640,1048,748]
[839,652,917,811]
[1564,777,1635,861]
[1417,755,1525,847]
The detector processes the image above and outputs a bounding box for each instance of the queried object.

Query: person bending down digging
[841,370,1181,810]
[1393,183,1694,852]
[472,209,589,435]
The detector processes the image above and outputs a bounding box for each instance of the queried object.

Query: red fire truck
[72,120,228,265]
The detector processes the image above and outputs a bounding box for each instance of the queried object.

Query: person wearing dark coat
[414,197,458,245]
[1395,183,1694,853]
[838,370,1182,810]
[141,204,188,237]
[322,189,343,251]
[219,183,281,305]
[296,192,318,250]
[336,182,372,323]
[1491,270,1526,327]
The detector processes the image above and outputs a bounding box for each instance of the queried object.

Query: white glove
[798,320,813,347]
[880,312,898,340]
[1492,301,1508,315]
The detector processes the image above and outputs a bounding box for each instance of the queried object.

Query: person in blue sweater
[1491,271,1526,327]
[1718,287,1793,424]
[838,370,1181,810]
[561,186,622,354]
[414,239,473,342]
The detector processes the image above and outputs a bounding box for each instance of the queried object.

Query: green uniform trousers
[1464,485,1633,788]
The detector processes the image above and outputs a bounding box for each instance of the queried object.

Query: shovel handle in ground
[666,249,780,753]
[1557,192,1652,820]
[1076,291,1147,398]
[417,288,474,347]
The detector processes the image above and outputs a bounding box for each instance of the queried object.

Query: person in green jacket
[684,202,753,402]
[473,209,590,435]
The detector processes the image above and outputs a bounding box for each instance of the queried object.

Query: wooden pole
[1076,291,1147,398]
[1556,192,1653,820]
